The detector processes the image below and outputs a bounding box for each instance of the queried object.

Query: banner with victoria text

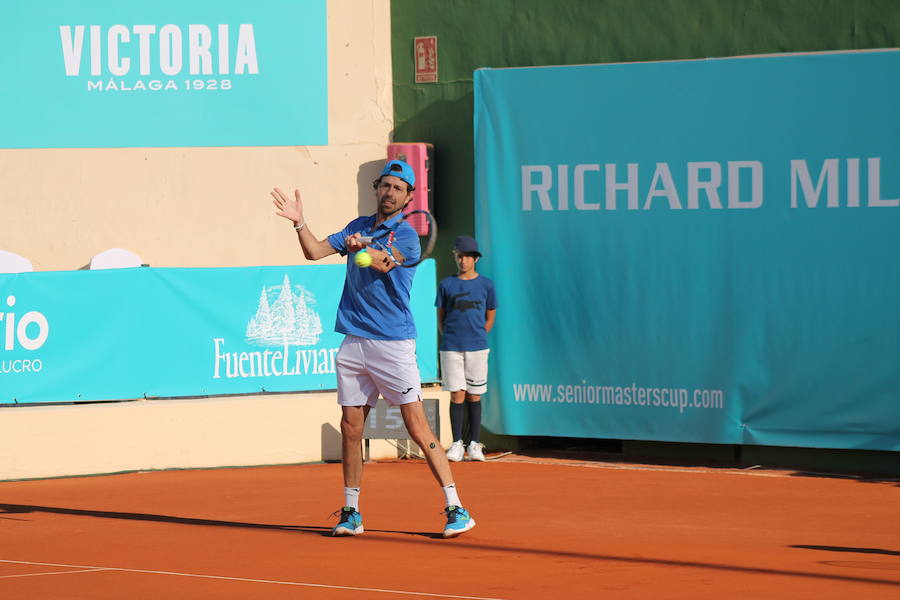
[0,0,327,148]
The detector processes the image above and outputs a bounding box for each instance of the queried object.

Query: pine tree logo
[245,275,323,346]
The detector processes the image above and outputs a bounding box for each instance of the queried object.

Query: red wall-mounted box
[387,142,433,235]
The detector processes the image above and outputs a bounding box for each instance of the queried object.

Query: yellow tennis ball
[354,251,372,268]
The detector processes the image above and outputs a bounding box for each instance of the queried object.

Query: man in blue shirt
[270,160,475,538]
[436,236,497,462]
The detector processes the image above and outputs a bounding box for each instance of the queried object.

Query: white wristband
[293,221,306,231]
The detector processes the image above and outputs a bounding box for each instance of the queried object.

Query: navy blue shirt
[436,275,497,351]
[328,213,421,340]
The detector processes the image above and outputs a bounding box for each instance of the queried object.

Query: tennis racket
[358,209,437,269]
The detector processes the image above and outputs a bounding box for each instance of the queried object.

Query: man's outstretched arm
[271,187,337,261]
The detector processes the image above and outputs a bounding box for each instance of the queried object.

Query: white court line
[0,560,507,600]
[0,568,109,579]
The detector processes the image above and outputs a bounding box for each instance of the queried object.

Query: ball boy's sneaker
[332,507,364,536]
[466,442,486,462]
[446,440,465,462]
[443,505,476,538]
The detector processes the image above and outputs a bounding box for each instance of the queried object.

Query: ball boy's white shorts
[336,335,422,407]
[440,349,489,395]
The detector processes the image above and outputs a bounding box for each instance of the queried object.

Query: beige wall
[2,0,394,271]
[0,391,453,481]
[0,1,448,480]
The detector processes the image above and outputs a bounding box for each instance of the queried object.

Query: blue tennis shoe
[332,507,364,536]
[443,505,476,538]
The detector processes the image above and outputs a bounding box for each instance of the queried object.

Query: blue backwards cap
[380,160,415,188]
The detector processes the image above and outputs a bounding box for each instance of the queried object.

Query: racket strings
[363,210,436,268]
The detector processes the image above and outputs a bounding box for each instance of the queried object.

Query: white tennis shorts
[336,335,422,407]
[440,349,489,395]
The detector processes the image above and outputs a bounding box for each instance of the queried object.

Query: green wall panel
[390,0,900,279]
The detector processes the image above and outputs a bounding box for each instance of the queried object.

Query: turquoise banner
[474,50,900,451]
[0,262,438,404]
[1,0,327,148]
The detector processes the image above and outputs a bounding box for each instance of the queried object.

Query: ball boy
[436,236,497,462]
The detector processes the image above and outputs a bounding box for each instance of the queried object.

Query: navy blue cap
[453,235,481,257]
[380,160,415,188]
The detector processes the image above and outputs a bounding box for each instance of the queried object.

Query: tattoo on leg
[429,442,436,449]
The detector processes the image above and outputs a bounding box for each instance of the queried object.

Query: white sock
[344,487,360,510]
[442,483,462,508]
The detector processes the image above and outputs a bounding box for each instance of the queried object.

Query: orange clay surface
[1,455,898,599]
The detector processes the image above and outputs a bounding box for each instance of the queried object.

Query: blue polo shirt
[327,213,421,340]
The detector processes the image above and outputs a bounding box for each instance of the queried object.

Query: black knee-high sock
[467,401,482,443]
[450,402,466,442]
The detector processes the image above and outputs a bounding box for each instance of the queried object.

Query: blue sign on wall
[474,50,900,451]
[1,0,327,148]
[0,261,438,404]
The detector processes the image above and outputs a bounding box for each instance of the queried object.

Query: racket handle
[358,236,373,245]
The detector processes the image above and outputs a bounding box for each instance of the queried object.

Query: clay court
[2,455,898,599]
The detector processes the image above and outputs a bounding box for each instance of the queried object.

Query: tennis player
[270,160,476,538]
[437,236,497,462]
